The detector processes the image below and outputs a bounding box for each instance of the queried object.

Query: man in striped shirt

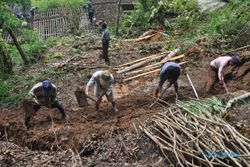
[205,54,241,93]
[23,80,66,128]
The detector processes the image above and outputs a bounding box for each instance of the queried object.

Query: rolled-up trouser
[102,41,109,63]
[205,66,218,92]
[24,99,66,126]
[94,85,114,102]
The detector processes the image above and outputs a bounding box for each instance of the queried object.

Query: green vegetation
[120,0,250,50]
[178,97,224,114]
[31,0,87,11]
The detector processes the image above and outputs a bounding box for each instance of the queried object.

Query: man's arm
[86,75,96,95]
[218,61,228,83]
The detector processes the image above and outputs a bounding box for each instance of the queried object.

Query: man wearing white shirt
[206,54,241,92]
[86,70,118,113]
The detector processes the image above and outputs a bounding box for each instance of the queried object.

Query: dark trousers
[24,100,66,126]
[102,41,109,63]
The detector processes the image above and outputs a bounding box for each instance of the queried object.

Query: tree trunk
[115,0,122,36]
[0,43,13,75]
[5,27,29,64]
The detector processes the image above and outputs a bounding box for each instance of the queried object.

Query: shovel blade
[75,87,90,107]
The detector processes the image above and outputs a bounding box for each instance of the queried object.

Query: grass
[177,97,225,114]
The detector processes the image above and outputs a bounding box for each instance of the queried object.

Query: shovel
[223,83,229,94]
[75,86,96,107]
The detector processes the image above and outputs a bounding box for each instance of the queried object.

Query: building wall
[92,0,134,23]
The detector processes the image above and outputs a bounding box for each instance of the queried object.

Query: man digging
[155,62,181,100]
[86,70,118,113]
[22,80,66,129]
[205,54,241,93]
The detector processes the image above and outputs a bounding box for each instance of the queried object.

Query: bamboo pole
[186,73,199,100]
[123,61,188,82]
[225,45,250,54]
[118,49,180,74]
[114,50,171,68]
[126,55,186,76]
[122,33,155,42]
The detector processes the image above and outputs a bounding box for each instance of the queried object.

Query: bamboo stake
[186,73,199,100]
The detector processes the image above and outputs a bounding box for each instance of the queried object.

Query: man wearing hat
[23,80,66,128]
[155,62,180,99]
[86,70,118,113]
[205,54,241,92]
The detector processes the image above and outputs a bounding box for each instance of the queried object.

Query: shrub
[31,0,87,11]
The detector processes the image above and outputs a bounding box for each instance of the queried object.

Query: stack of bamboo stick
[138,108,250,166]
[113,49,187,82]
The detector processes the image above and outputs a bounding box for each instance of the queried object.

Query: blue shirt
[159,62,180,86]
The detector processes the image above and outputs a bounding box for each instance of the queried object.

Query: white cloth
[87,71,115,102]
[210,56,231,81]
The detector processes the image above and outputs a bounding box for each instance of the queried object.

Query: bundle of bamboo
[113,49,187,82]
[138,107,250,166]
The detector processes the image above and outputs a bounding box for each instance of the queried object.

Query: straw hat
[100,70,112,88]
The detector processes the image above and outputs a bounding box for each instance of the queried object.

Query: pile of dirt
[0,131,166,166]
[1,32,250,166]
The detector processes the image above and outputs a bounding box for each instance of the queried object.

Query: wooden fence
[3,6,92,41]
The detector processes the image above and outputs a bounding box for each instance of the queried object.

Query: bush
[31,0,87,11]
[0,80,12,97]
[169,0,200,30]
[204,0,250,47]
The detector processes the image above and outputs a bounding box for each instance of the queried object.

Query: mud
[0,35,250,166]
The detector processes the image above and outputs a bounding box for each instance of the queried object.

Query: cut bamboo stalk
[118,48,180,74]
[123,61,188,82]
[126,55,186,76]
[145,54,185,69]
[114,50,171,68]
[186,73,199,100]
